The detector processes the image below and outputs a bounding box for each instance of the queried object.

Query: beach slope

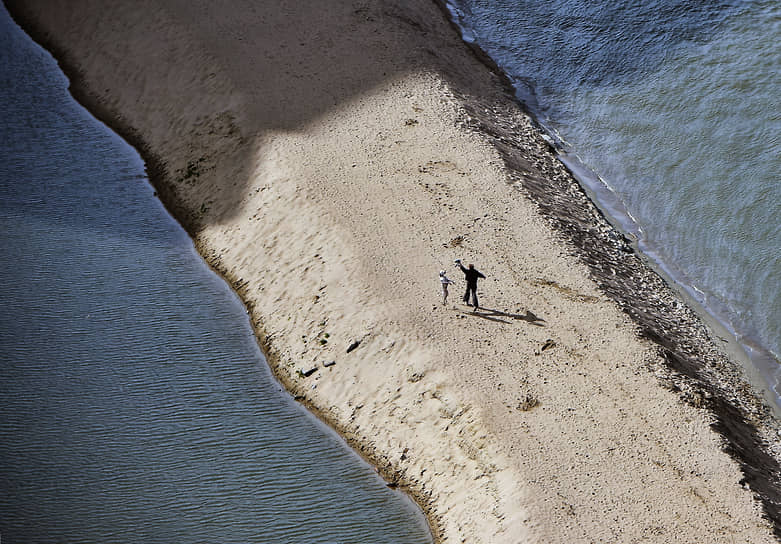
[9,0,781,541]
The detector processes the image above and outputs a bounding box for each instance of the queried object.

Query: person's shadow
[457,306,546,326]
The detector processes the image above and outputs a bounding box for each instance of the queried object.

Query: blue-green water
[0,5,431,542]
[447,0,781,402]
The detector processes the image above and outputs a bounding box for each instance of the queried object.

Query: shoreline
[8,1,781,541]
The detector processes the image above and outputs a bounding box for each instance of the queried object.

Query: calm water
[0,5,432,543]
[447,0,781,401]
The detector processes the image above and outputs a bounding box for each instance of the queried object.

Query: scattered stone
[448,235,464,247]
[407,370,425,383]
[299,366,318,377]
[347,340,361,353]
[517,395,540,411]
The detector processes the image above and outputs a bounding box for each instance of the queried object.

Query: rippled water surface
[448,0,781,400]
[0,6,431,542]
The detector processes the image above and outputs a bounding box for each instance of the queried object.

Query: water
[446,0,781,401]
[0,5,432,543]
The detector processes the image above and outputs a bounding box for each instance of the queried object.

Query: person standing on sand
[439,270,454,306]
[455,259,485,310]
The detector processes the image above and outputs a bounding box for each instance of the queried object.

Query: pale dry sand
[10,0,781,542]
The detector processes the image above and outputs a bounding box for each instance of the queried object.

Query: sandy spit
[9,0,781,541]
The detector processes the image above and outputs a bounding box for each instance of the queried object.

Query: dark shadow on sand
[457,305,545,326]
[5,0,494,234]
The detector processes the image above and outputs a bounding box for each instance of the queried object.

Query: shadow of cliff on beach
[6,0,494,234]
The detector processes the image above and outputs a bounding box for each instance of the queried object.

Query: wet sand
[8,0,781,541]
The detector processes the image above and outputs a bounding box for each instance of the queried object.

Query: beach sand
[9,0,781,541]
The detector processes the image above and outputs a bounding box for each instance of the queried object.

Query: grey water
[0,5,432,543]
[447,0,781,402]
